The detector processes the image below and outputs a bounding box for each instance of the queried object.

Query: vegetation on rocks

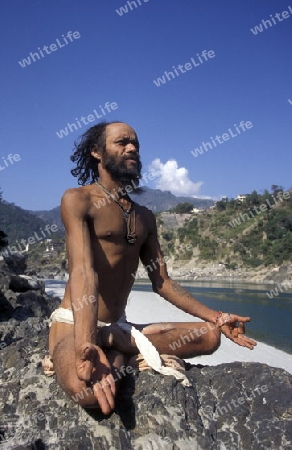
[157,187,292,268]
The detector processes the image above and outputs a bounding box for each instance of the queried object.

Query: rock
[14,291,56,321]
[0,289,291,449]
[3,253,27,275]
[9,275,45,293]
[0,292,14,321]
[0,342,291,450]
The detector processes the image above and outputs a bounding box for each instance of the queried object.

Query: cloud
[148,158,203,197]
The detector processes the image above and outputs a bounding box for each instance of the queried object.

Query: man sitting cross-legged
[46,121,256,415]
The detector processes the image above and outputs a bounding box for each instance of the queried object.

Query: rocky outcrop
[3,253,27,275]
[9,275,45,293]
[0,272,292,449]
[159,260,292,286]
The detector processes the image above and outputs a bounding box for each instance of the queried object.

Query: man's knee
[205,325,221,354]
[52,337,97,408]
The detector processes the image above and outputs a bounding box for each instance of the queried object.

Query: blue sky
[0,0,291,210]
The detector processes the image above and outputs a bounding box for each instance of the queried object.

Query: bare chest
[88,202,148,248]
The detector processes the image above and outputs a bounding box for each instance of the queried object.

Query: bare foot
[42,354,55,376]
[127,353,186,372]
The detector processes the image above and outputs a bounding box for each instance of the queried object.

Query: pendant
[126,234,137,244]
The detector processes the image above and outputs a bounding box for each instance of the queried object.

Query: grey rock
[1,342,291,450]
[9,275,45,293]
[14,291,54,321]
[0,291,14,321]
[0,333,292,450]
[0,290,291,449]
[3,253,27,275]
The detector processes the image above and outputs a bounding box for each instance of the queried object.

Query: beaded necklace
[96,181,137,244]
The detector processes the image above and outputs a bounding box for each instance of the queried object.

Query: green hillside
[158,188,292,268]
[0,193,64,248]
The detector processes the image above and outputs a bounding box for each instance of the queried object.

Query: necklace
[96,181,137,244]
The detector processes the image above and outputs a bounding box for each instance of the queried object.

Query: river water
[132,280,292,355]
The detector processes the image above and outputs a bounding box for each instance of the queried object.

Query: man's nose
[125,143,138,152]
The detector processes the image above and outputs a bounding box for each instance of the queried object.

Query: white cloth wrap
[49,308,191,387]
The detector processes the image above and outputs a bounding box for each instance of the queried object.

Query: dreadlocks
[70,121,122,185]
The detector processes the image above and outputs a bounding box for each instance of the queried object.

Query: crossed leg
[49,320,221,410]
[139,321,221,358]
[100,321,221,359]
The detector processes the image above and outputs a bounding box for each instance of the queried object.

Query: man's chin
[119,176,141,191]
[103,159,142,192]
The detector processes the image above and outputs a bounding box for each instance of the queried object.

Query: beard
[102,152,143,193]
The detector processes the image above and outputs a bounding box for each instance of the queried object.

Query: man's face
[102,123,142,186]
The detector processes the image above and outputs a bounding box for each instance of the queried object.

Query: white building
[236,194,246,203]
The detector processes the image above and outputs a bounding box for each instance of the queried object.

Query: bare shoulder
[134,203,157,231]
[61,186,92,224]
[61,186,92,208]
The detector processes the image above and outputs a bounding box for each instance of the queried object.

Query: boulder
[0,288,291,449]
[3,252,27,275]
[14,291,55,321]
[9,275,45,293]
[0,337,291,450]
[0,292,14,321]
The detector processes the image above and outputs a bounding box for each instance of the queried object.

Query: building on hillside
[236,194,247,203]
[192,207,204,214]
[42,239,65,257]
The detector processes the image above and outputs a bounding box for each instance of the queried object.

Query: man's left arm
[139,211,257,349]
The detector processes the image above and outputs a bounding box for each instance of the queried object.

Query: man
[48,121,256,415]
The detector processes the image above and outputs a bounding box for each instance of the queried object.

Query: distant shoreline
[132,277,292,293]
[49,274,292,293]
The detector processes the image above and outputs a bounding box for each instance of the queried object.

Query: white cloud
[148,158,203,197]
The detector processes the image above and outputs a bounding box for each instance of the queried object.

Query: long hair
[70,121,121,185]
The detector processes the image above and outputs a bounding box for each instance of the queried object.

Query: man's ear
[91,144,102,161]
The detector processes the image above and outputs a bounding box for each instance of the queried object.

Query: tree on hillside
[172,202,194,214]
[271,185,284,196]
[215,200,226,211]
[280,216,292,232]
[246,190,260,207]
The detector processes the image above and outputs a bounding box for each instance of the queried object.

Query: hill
[30,206,64,231]
[0,199,63,246]
[130,186,214,212]
[158,188,292,269]
[0,193,65,274]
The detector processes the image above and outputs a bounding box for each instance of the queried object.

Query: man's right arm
[61,189,116,414]
[61,189,98,351]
